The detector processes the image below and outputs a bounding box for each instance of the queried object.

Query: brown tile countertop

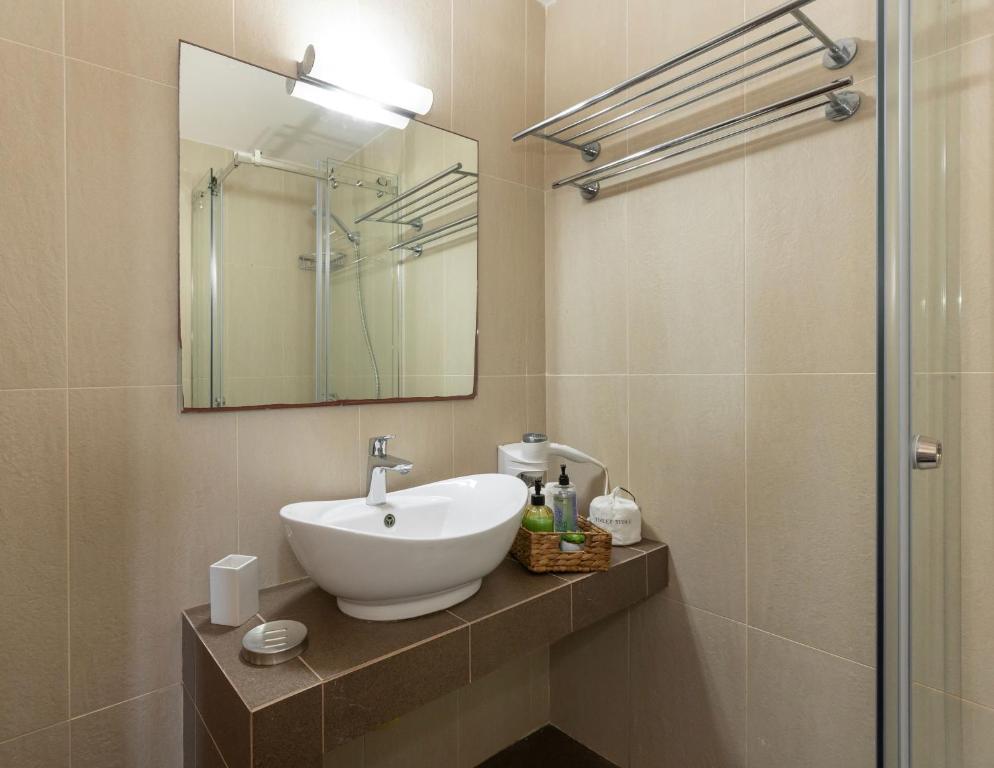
[182,541,668,768]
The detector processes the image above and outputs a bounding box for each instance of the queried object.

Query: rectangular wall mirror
[178,43,478,410]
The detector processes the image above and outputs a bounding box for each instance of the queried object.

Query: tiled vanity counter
[182,541,668,768]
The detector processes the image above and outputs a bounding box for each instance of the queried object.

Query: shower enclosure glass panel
[881,0,991,765]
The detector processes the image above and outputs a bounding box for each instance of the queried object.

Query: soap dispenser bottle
[522,479,554,532]
[552,464,578,532]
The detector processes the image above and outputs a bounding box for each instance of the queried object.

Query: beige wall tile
[363,690,458,768]
[233,0,359,78]
[524,0,546,191]
[629,596,747,768]
[453,376,526,476]
[551,611,630,767]
[238,405,361,588]
[452,0,528,185]
[956,37,994,373]
[68,387,237,713]
[67,61,179,387]
[747,629,874,768]
[524,186,546,374]
[630,375,746,621]
[742,0,876,95]
[356,0,454,130]
[358,401,453,491]
[70,685,183,767]
[66,0,232,85]
[627,156,745,374]
[545,190,627,375]
[948,0,994,51]
[628,0,743,73]
[961,374,994,708]
[525,374,546,434]
[963,699,994,768]
[458,647,549,767]
[0,389,68,741]
[744,80,876,374]
[747,374,876,665]
[477,176,529,376]
[0,41,66,390]
[0,723,69,768]
[0,0,62,51]
[546,376,627,506]
[543,0,627,187]
[909,685,994,768]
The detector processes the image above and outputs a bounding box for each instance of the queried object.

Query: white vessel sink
[280,474,528,621]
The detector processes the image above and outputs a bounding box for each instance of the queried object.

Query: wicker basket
[511,517,612,573]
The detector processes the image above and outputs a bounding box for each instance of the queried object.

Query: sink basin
[280,474,528,620]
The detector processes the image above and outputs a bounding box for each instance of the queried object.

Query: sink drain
[383,513,396,528]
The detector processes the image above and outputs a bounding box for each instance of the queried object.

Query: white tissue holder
[210,554,259,626]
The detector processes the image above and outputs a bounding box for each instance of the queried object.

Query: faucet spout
[365,435,414,506]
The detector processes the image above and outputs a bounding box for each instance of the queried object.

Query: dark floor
[477,725,620,768]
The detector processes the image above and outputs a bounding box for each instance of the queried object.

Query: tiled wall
[544,0,879,766]
[0,0,547,764]
[545,2,994,767]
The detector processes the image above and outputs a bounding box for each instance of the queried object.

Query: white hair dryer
[497,433,609,493]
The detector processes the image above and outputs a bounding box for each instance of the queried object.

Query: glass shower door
[881,0,992,766]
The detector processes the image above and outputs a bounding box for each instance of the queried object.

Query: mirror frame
[176,41,479,413]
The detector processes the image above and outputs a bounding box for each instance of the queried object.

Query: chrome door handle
[912,435,942,470]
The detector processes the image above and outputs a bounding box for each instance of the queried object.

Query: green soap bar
[561,532,585,544]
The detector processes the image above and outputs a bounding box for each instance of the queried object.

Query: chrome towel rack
[513,0,860,199]
[388,214,478,256]
[355,162,477,230]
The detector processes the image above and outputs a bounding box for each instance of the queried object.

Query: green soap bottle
[522,479,555,532]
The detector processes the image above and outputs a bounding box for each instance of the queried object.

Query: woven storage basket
[511,518,612,573]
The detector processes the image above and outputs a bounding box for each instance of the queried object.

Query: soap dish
[511,518,612,573]
[241,620,308,666]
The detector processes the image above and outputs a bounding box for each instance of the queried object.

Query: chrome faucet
[366,435,413,506]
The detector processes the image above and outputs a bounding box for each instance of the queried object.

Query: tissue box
[210,554,259,626]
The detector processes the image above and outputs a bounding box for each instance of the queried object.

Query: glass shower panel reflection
[322,158,401,401]
[188,171,215,408]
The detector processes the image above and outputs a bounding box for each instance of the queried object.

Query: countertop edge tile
[183,542,667,756]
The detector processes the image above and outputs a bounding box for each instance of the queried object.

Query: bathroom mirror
[178,43,478,410]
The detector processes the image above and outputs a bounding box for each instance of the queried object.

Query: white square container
[210,554,259,626]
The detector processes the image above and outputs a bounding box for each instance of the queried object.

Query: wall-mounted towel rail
[355,162,478,230]
[557,78,859,199]
[512,0,858,188]
[388,214,478,256]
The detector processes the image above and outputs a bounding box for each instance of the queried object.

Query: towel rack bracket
[581,141,601,162]
[822,37,858,69]
[580,182,600,201]
[825,90,861,121]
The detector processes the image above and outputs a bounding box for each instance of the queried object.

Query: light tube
[296,43,434,118]
[287,78,410,130]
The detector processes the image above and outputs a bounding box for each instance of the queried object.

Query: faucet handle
[369,435,395,457]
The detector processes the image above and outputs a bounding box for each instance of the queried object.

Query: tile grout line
[448,579,571,625]
[188,689,232,768]
[234,414,240,553]
[742,2,749,757]
[62,0,72,749]
[67,682,182,723]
